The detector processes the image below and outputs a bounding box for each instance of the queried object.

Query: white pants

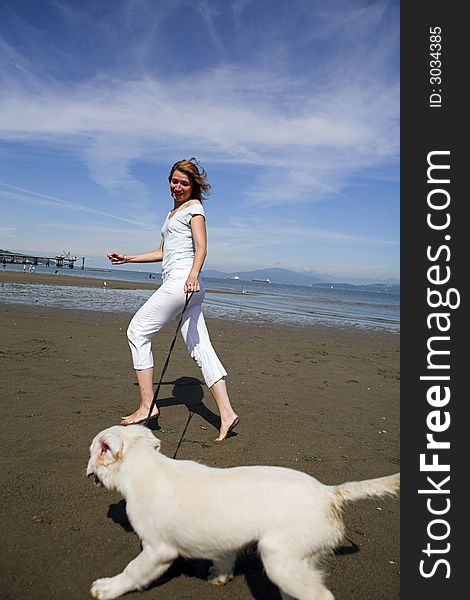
[127,269,227,388]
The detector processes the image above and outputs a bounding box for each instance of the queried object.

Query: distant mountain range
[203,267,400,290]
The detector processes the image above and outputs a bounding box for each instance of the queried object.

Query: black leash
[172,410,194,459]
[144,291,194,427]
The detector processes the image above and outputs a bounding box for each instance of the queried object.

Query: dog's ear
[153,437,162,452]
[98,433,123,466]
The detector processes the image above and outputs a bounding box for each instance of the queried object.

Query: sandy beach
[0,272,400,599]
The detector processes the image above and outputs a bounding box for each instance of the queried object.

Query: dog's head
[86,425,161,491]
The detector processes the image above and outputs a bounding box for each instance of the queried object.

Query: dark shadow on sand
[135,376,238,438]
[334,538,360,556]
[149,548,282,600]
[107,500,133,532]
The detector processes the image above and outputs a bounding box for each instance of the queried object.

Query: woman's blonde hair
[168,157,211,201]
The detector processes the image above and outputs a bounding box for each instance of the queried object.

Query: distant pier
[1,251,83,269]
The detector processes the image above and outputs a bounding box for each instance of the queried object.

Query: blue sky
[0,0,399,283]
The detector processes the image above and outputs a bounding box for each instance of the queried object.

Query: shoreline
[0,294,400,599]
[0,269,256,297]
[0,270,400,333]
[0,269,161,290]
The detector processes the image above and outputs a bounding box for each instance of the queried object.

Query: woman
[107,158,239,441]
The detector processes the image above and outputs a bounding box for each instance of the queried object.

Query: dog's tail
[333,472,400,504]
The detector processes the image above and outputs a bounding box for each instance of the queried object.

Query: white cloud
[0,182,157,227]
[0,41,398,200]
[210,216,398,248]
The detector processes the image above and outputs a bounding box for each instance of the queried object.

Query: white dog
[87,425,399,600]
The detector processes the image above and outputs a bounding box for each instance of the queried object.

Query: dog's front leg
[90,542,177,600]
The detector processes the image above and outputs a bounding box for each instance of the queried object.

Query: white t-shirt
[161,203,205,275]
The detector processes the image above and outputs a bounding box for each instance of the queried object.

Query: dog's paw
[90,577,124,600]
[208,568,234,586]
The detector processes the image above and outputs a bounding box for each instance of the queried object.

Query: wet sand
[0,272,400,599]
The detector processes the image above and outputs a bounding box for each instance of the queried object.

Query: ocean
[0,264,400,332]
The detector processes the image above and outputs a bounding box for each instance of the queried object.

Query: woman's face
[170,169,193,203]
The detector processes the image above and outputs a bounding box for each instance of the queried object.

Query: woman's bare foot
[214,415,240,442]
[121,406,159,425]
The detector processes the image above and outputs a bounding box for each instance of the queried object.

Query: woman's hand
[184,273,200,293]
[107,251,127,265]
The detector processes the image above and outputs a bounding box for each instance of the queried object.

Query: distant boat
[252,278,271,284]
[86,267,112,272]
[226,275,240,280]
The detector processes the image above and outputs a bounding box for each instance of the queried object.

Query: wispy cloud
[0,68,398,203]
[0,224,18,240]
[211,216,398,249]
[0,1,398,205]
[0,182,154,227]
